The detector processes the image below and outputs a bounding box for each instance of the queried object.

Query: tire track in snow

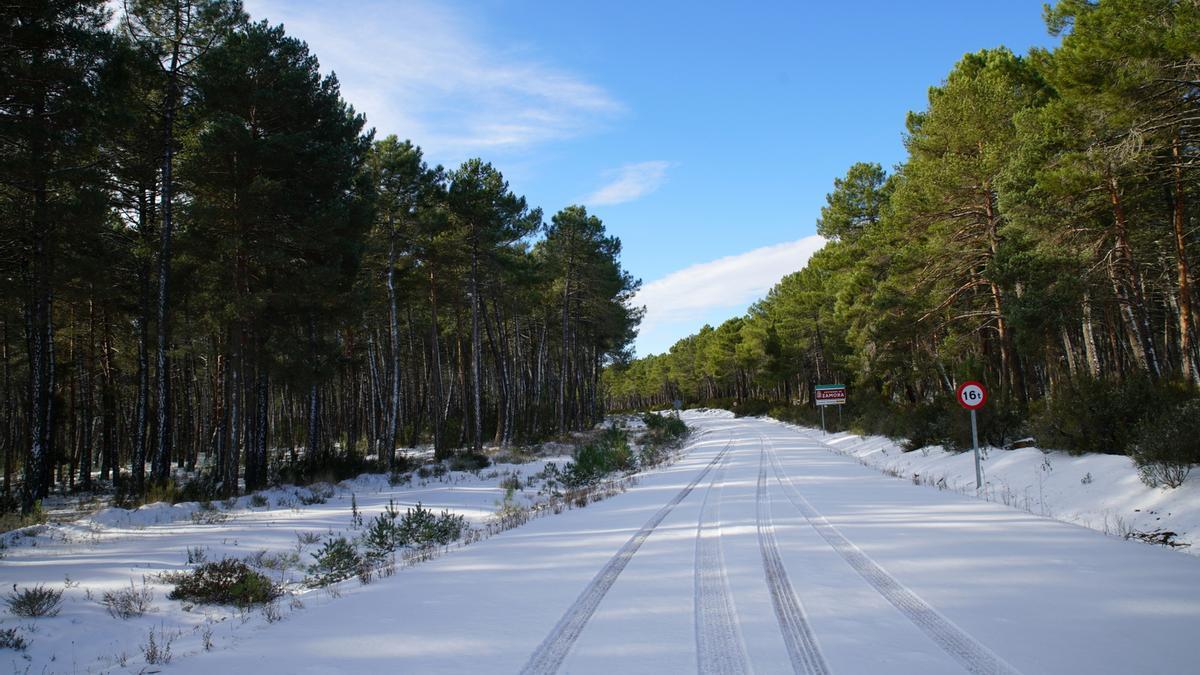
[695,445,750,675]
[521,434,736,675]
[765,438,1021,675]
[756,439,831,675]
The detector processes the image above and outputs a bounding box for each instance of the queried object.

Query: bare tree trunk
[428,268,445,458]
[1108,175,1161,376]
[2,319,13,499]
[250,369,268,491]
[469,250,483,453]
[1082,306,1103,375]
[385,230,400,467]
[100,312,116,482]
[153,33,182,488]
[24,157,52,512]
[1171,135,1197,383]
[133,220,151,492]
[226,337,241,497]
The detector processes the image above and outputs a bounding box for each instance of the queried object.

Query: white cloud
[585,161,673,206]
[244,0,623,163]
[631,235,826,354]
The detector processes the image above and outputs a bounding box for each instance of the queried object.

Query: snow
[777,421,1200,553]
[3,413,1199,674]
[0,455,570,674]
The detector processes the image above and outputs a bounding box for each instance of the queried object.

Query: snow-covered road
[169,413,1200,674]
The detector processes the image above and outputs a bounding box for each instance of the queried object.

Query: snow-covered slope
[774,420,1200,554]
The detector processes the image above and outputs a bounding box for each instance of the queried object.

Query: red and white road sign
[956,381,987,410]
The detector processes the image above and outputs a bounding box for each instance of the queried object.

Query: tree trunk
[1107,174,1161,377]
[133,222,151,493]
[24,131,52,512]
[385,229,400,467]
[1079,292,1101,378]
[1171,135,1197,383]
[428,268,445,458]
[469,248,483,453]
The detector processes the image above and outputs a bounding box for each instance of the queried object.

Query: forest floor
[4,411,1200,674]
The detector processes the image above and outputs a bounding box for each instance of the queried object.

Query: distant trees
[606,0,1199,458]
[0,4,639,512]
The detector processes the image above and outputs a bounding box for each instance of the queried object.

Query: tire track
[521,434,735,675]
[757,439,831,675]
[765,437,1021,675]
[695,446,749,675]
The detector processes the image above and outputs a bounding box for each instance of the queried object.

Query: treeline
[606,1,1200,460]
[0,1,640,512]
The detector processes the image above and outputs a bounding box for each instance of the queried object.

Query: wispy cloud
[245,0,623,163]
[585,161,673,206]
[632,235,826,355]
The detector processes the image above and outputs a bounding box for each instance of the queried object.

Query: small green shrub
[644,414,686,433]
[1131,400,1200,488]
[449,452,491,472]
[307,537,361,587]
[416,463,448,479]
[6,584,63,618]
[398,503,467,548]
[566,426,634,487]
[638,413,688,466]
[249,494,269,508]
[362,500,403,561]
[168,558,280,606]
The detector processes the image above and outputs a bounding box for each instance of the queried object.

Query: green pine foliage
[362,499,403,561]
[605,1,1200,479]
[565,426,635,487]
[307,537,361,587]
[0,1,640,512]
[397,503,468,548]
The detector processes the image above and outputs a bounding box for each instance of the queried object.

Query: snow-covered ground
[4,411,1200,674]
[1,451,576,674]
[778,421,1200,554]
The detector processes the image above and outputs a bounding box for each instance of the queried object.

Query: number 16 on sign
[956,381,988,489]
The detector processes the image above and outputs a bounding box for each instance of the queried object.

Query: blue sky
[245,0,1060,357]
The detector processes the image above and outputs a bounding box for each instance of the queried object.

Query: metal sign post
[970,408,980,487]
[814,384,846,436]
[956,381,988,489]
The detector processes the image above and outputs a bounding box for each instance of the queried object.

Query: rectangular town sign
[814,384,846,406]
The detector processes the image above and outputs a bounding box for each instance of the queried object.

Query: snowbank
[769,417,1200,554]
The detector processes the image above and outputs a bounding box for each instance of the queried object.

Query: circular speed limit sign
[956,381,988,410]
